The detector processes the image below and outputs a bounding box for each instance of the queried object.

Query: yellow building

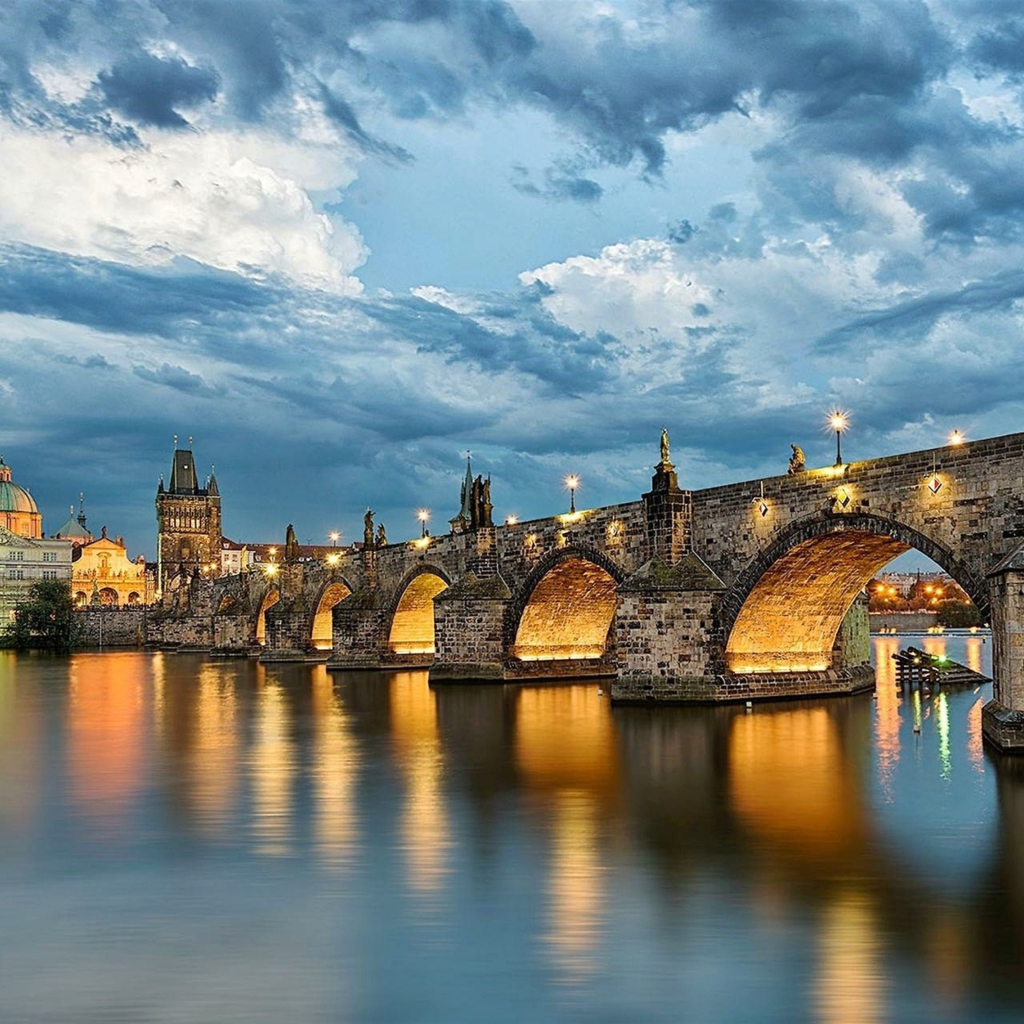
[72,528,150,608]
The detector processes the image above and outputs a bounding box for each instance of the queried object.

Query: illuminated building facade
[72,528,149,607]
[0,457,72,623]
[155,441,221,595]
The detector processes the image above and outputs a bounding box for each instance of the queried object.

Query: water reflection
[311,667,359,871]
[67,652,146,834]
[389,671,450,896]
[250,672,295,857]
[813,889,884,1024]
[729,706,866,860]
[3,646,1024,1023]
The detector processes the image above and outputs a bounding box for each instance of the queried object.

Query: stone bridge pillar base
[612,555,724,702]
[326,591,389,671]
[984,557,1024,752]
[430,574,510,682]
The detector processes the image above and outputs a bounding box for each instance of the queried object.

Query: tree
[2,579,81,653]
[935,598,983,629]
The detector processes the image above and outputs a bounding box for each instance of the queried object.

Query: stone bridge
[153,431,1024,750]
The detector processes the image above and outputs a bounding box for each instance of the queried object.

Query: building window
[42,570,57,580]
[8,569,24,580]
[8,551,24,561]
[42,551,56,562]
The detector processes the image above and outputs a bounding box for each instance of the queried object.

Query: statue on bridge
[285,523,301,562]
[660,428,671,465]
[364,508,375,548]
[470,474,493,529]
[376,522,388,547]
[788,445,806,474]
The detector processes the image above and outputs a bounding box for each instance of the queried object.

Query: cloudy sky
[2,0,1024,557]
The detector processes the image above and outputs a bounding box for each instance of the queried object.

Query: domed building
[0,456,42,538]
[0,456,73,624]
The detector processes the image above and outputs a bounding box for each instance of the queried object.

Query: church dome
[0,457,38,515]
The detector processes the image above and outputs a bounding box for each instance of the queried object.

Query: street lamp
[329,531,340,547]
[565,474,579,513]
[505,514,519,526]
[417,509,430,537]
[829,411,849,466]
[949,429,965,446]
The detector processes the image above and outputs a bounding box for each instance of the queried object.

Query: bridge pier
[985,554,1024,752]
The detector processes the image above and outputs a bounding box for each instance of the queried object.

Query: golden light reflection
[967,697,985,773]
[873,636,901,798]
[311,667,359,870]
[965,637,983,676]
[390,671,450,895]
[388,573,448,655]
[189,663,238,832]
[250,679,295,857]
[0,654,40,833]
[67,653,146,832]
[730,708,864,858]
[542,791,605,984]
[515,687,618,802]
[812,889,885,1024]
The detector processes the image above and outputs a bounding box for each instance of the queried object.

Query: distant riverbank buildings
[0,456,73,623]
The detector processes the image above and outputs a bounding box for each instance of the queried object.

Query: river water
[0,635,1021,1023]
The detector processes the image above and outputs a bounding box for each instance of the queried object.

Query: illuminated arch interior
[513,557,618,661]
[726,531,908,674]
[255,589,280,645]
[388,572,449,655]
[311,582,352,650]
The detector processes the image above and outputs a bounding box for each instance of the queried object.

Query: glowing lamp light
[827,409,850,466]
[757,500,769,518]
[565,474,580,513]
[329,531,340,546]
[505,514,519,526]
[326,553,340,566]
[835,487,851,509]
[417,508,430,537]
[949,429,965,446]
[263,563,278,577]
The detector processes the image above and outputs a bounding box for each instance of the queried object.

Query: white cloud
[0,124,366,293]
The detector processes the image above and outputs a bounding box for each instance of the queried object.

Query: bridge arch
[310,577,355,650]
[254,584,280,646]
[386,565,452,656]
[721,512,988,675]
[507,545,625,662]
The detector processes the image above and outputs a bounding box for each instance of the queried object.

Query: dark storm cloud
[815,269,1024,353]
[97,52,219,128]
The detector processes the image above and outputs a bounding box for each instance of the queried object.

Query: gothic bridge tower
[155,439,221,596]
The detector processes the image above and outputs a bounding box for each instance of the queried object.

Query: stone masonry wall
[76,607,146,647]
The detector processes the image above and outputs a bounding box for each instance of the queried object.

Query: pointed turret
[208,465,219,497]
[449,454,475,534]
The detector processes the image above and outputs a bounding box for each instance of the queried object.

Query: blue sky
[2,0,1024,559]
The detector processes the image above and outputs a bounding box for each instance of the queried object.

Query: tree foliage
[934,598,983,629]
[2,579,81,653]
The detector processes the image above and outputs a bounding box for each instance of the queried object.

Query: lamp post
[949,429,965,446]
[829,412,848,466]
[417,509,430,537]
[329,531,340,547]
[566,474,579,513]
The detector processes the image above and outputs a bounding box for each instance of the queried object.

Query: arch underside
[726,531,908,674]
[389,573,449,655]
[311,582,352,650]
[513,557,618,661]
[255,589,279,645]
